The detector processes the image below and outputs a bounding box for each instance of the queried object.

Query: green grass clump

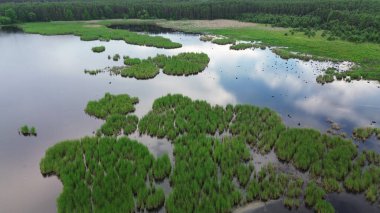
[353,127,380,141]
[112,54,120,61]
[91,46,105,53]
[139,94,234,140]
[165,135,244,212]
[343,156,380,203]
[316,74,335,84]
[152,154,171,181]
[84,69,102,75]
[99,114,127,136]
[19,125,37,136]
[146,188,165,210]
[230,42,267,50]
[123,56,142,66]
[86,94,139,136]
[322,178,342,193]
[230,43,255,50]
[153,52,210,76]
[211,37,236,45]
[121,59,159,79]
[229,105,285,153]
[283,178,303,209]
[91,52,210,79]
[123,115,139,135]
[85,93,138,119]
[305,181,329,208]
[20,21,182,49]
[40,137,168,212]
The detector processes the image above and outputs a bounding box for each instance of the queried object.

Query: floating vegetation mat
[41,93,380,213]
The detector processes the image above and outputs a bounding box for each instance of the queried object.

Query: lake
[0,28,379,212]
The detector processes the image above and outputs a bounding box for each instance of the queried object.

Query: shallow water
[0,29,379,212]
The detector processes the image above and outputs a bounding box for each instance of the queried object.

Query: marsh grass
[41,93,380,212]
[113,54,120,61]
[91,46,105,53]
[230,43,255,50]
[205,26,380,82]
[40,137,168,212]
[123,56,141,66]
[20,21,182,49]
[121,59,159,79]
[353,127,380,141]
[84,69,102,75]
[85,93,138,119]
[19,125,37,136]
[153,52,210,76]
[211,37,236,45]
[316,74,334,84]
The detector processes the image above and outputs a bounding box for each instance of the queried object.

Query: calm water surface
[0,30,379,212]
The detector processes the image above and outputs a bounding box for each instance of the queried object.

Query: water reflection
[0,30,379,212]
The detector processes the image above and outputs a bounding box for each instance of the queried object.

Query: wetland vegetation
[19,125,37,136]
[2,0,380,211]
[120,59,159,80]
[153,53,210,76]
[91,46,105,53]
[19,21,181,49]
[229,43,266,51]
[39,93,380,212]
[88,52,210,79]
[353,127,380,141]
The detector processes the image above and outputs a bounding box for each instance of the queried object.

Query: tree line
[0,0,379,43]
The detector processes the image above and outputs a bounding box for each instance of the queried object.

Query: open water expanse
[0,28,379,212]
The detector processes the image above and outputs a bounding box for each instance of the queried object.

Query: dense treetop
[0,0,379,43]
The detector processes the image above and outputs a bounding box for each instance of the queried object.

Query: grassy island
[91,46,105,53]
[153,53,210,76]
[19,125,37,136]
[20,21,182,49]
[91,52,210,80]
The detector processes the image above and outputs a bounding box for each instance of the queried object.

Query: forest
[0,0,379,43]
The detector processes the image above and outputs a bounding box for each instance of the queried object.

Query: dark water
[241,193,379,213]
[108,23,179,34]
[0,30,379,213]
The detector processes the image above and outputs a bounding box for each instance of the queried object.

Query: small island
[19,125,37,136]
[91,46,105,53]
